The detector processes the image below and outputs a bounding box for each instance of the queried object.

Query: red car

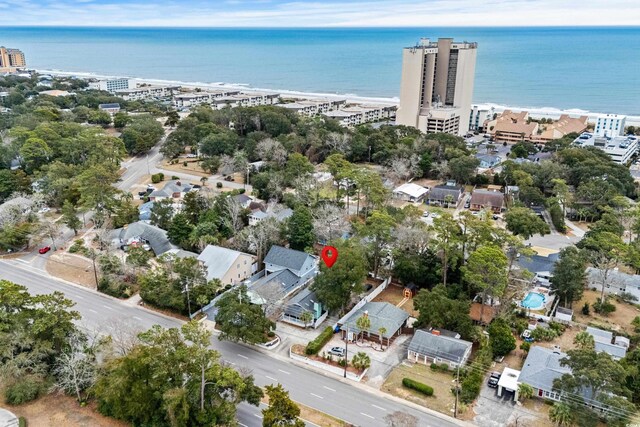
[38,246,51,254]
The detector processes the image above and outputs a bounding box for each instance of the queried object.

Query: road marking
[237,354,249,360]
[253,414,263,419]
[278,369,291,375]
[371,404,387,411]
[310,393,324,399]
[265,376,278,382]
[102,305,114,311]
[239,423,248,427]
[323,386,336,392]
[88,309,98,314]
[360,412,375,419]
[132,316,142,321]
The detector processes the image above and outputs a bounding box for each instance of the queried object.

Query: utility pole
[454,357,460,418]
[343,326,349,378]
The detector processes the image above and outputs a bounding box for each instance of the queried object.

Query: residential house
[586,327,627,360]
[427,181,464,207]
[232,193,253,209]
[476,154,502,169]
[407,328,473,368]
[148,180,192,202]
[519,346,569,401]
[197,245,258,286]
[138,201,154,221]
[554,307,573,323]
[111,221,176,256]
[98,103,121,114]
[248,207,293,226]
[469,302,497,325]
[281,288,328,329]
[586,267,640,301]
[517,252,560,287]
[341,302,410,344]
[246,246,318,315]
[392,183,429,203]
[469,189,505,213]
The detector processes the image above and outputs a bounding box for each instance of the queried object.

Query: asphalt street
[0,260,463,427]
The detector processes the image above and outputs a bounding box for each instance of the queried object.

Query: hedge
[151,172,164,183]
[402,378,434,396]
[305,327,334,355]
[549,202,566,233]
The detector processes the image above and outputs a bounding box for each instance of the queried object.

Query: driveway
[321,333,412,387]
[474,382,518,427]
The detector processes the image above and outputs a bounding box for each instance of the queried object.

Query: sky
[1,0,639,27]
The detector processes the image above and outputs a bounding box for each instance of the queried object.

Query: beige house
[532,114,588,143]
[197,245,258,286]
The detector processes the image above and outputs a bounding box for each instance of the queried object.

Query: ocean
[1,26,639,115]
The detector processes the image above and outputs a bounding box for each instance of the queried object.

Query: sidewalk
[563,219,585,238]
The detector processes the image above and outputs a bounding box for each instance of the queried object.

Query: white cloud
[1,0,639,26]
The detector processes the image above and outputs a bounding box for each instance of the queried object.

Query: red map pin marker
[321,246,338,268]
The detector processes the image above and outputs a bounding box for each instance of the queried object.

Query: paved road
[1,260,463,427]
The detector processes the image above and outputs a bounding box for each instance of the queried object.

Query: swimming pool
[522,292,546,310]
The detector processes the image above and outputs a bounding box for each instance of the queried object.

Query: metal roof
[408,329,472,363]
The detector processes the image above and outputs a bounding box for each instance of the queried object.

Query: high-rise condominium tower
[397,38,477,136]
[0,47,26,72]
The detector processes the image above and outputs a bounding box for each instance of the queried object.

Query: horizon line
[3,24,640,29]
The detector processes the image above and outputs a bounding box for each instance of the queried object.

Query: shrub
[151,173,164,183]
[267,331,275,338]
[593,299,616,316]
[305,327,335,355]
[549,201,566,233]
[337,359,347,367]
[4,376,44,404]
[549,321,566,333]
[582,302,590,316]
[531,326,559,341]
[19,417,26,427]
[618,292,639,304]
[520,341,531,352]
[402,378,434,396]
[216,182,223,188]
[68,239,85,254]
[183,161,188,167]
[430,363,449,372]
[171,175,180,180]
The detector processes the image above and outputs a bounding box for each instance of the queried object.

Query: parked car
[328,347,346,357]
[488,372,501,388]
[422,211,430,217]
[464,200,471,208]
[431,212,440,218]
[138,191,147,196]
[224,175,234,182]
[38,207,51,213]
[492,214,500,220]
[38,246,51,254]
[521,330,534,342]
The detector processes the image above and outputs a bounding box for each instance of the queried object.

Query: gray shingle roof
[517,253,560,274]
[248,269,301,306]
[283,288,322,318]
[594,341,627,359]
[112,221,176,255]
[428,184,463,202]
[519,346,570,392]
[408,329,472,363]
[342,302,410,338]
[264,245,313,272]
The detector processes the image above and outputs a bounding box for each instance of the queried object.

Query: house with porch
[469,189,505,213]
[340,302,410,345]
[392,183,429,203]
[148,180,193,201]
[427,181,464,207]
[407,328,472,368]
[281,288,328,329]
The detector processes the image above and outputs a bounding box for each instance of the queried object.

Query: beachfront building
[277,98,346,117]
[397,38,477,136]
[531,114,589,143]
[89,78,134,93]
[485,110,538,143]
[0,46,26,73]
[173,90,241,109]
[573,132,638,165]
[594,113,626,137]
[115,85,180,101]
[211,92,280,110]
[469,105,495,133]
[324,105,395,128]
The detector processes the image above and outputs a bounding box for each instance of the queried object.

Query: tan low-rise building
[485,110,538,143]
[531,114,588,143]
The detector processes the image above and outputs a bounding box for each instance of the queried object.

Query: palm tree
[444,194,454,209]
[378,327,387,350]
[549,402,574,426]
[517,383,533,402]
[299,311,313,329]
[200,176,208,187]
[573,331,595,350]
[355,314,371,343]
[351,352,371,370]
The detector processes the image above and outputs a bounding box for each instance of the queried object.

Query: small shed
[403,283,417,298]
[554,306,573,323]
[497,367,521,401]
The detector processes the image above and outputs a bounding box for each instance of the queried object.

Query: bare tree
[312,204,349,243]
[51,330,102,402]
[393,218,432,254]
[102,318,143,357]
[223,196,245,233]
[386,155,421,183]
[257,138,287,167]
[325,132,351,155]
[38,219,62,250]
[233,217,281,265]
[383,411,418,427]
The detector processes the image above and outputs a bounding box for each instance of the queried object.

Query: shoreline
[38,68,640,127]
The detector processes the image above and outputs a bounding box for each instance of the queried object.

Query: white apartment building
[173,90,241,109]
[277,99,346,117]
[89,78,134,93]
[397,38,477,136]
[115,85,180,101]
[323,105,395,127]
[210,93,280,110]
[469,104,495,132]
[594,113,626,137]
[574,132,638,165]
